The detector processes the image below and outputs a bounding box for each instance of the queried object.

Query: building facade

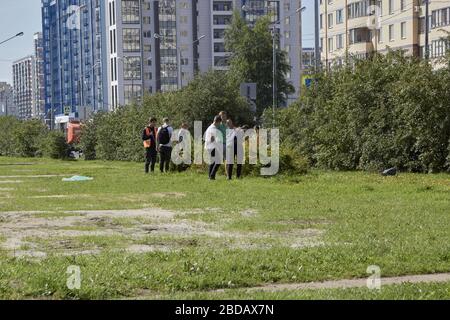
[319,0,450,68]
[0,82,17,117]
[42,0,108,122]
[33,32,46,119]
[12,56,35,120]
[105,0,304,109]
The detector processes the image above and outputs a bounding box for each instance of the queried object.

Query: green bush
[271,52,450,173]
[12,119,47,157]
[279,146,309,175]
[81,71,254,162]
[0,116,20,156]
[39,131,69,159]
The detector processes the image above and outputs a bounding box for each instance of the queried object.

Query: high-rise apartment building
[319,0,450,68]
[0,82,17,117]
[12,56,35,120]
[42,0,109,122]
[106,0,305,109]
[420,1,450,60]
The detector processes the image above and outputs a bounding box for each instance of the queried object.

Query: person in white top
[157,118,174,173]
[204,116,223,180]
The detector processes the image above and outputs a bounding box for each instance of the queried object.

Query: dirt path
[220,273,450,292]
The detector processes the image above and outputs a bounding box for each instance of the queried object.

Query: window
[122,0,140,24]
[123,28,141,52]
[123,56,141,80]
[401,22,406,39]
[347,1,370,19]
[430,39,450,58]
[328,13,333,28]
[336,34,344,49]
[400,0,406,11]
[389,0,394,14]
[336,9,343,24]
[389,24,394,41]
[124,85,142,105]
[377,28,382,43]
[431,7,450,29]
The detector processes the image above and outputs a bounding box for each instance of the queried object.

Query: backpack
[158,126,171,145]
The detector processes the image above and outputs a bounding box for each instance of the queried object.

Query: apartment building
[320,0,450,67]
[42,0,109,120]
[106,0,304,108]
[12,56,36,120]
[420,1,450,59]
[33,32,46,119]
[0,82,17,117]
[199,0,304,102]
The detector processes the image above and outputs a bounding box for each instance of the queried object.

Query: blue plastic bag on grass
[62,176,94,182]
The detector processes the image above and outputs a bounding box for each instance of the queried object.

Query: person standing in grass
[142,117,158,174]
[226,118,243,180]
[205,116,223,180]
[157,118,174,173]
[218,111,229,176]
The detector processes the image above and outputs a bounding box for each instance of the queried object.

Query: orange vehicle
[67,121,82,144]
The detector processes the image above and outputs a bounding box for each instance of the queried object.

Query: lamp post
[0,32,24,46]
[242,5,306,128]
[154,33,205,90]
[79,61,101,119]
[314,0,321,72]
[425,0,430,60]
[117,56,141,105]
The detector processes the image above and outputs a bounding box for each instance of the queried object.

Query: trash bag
[62,175,94,182]
[381,168,397,176]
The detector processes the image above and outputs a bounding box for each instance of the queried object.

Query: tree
[79,71,254,161]
[225,11,294,116]
[271,51,450,173]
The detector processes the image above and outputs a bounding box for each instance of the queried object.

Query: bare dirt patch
[0,208,324,258]
[150,192,187,199]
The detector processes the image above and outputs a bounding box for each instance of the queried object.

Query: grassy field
[0,157,449,300]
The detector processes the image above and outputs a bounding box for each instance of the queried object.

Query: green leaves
[225,11,294,116]
[78,70,254,162]
[273,52,450,173]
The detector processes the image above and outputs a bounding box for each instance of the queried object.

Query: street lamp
[154,33,206,89]
[242,5,306,127]
[0,32,24,46]
[78,61,102,118]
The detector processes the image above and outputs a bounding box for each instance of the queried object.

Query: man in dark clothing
[142,117,158,173]
[157,118,174,173]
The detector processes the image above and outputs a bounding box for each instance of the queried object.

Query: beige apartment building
[319,0,450,68]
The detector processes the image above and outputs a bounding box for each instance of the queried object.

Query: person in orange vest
[142,117,158,173]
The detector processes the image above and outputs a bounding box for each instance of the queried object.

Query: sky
[0,0,42,83]
[0,0,316,84]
